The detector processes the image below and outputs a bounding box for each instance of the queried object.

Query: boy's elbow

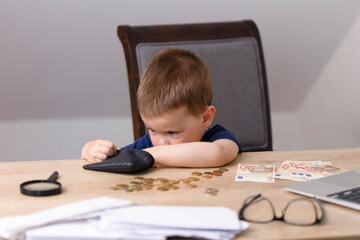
[211,141,239,167]
[216,153,237,167]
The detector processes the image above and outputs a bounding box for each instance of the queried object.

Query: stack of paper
[26,205,248,240]
[0,197,248,240]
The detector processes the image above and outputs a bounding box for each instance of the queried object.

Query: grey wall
[0,0,359,161]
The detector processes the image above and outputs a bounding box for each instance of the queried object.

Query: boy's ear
[202,106,216,128]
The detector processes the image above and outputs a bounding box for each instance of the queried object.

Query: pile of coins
[109,167,229,196]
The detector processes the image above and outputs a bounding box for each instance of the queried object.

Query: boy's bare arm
[143,139,239,167]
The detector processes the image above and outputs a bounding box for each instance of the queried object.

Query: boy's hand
[81,139,117,163]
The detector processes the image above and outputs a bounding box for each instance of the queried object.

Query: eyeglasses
[238,194,324,226]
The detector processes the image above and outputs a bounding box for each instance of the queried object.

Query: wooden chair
[117,20,272,151]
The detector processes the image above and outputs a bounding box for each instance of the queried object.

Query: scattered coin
[212,170,222,176]
[192,172,203,176]
[205,188,219,193]
[156,178,169,183]
[186,183,198,188]
[188,177,200,181]
[179,179,191,184]
[143,185,153,190]
[121,188,133,192]
[202,175,213,179]
[134,176,145,180]
[219,168,229,172]
[167,180,180,185]
[157,186,170,191]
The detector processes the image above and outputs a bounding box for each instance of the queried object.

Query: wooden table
[0,148,359,239]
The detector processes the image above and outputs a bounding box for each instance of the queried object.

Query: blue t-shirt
[122,124,242,153]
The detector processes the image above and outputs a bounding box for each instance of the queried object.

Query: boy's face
[142,106,214,146]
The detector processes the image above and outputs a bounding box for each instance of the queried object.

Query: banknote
[274,160,346,181]
[303,164,347,179]
[278,160,323,181]
[235,164,275,183]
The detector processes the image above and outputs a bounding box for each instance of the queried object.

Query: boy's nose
[157,136,171,146]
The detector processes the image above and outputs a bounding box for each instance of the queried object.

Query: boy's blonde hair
[137,48,212,118]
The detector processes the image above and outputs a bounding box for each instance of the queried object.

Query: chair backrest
[118,20,272,151]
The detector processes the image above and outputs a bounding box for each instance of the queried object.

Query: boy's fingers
[112,145,118,156]
[94,152,108,161]
[90,157,104,163]
[82,139,116,162]
[97,139,114,148]
[98,145,116,156]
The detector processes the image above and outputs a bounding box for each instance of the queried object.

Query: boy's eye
[168,131,178,135]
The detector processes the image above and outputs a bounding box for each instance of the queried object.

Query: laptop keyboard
[327,186,360,203]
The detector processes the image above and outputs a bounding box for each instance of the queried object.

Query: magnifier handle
[47,171,59,182]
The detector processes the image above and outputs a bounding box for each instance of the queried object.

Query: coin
[142,180,154,185]
[186,183,197,188]
[121,188,133,192]
[202,175,213,179]
[192,172,203,176]
[134,176,145,180]
[179,179,191,184]
[157,186,170,191]
[205,188,219,193]
[169,185,180,190]
[116,184,130,188]
[203,172,213,175]
[130,181,142,185]
[167,180,180,185]
[188,177,200,181]
[156,178,169,182]
[219,167,229,172]
[212,170,222,176]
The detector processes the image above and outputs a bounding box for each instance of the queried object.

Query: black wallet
[83,149,154,173]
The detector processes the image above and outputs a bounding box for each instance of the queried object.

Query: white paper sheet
[0,197,132,240]
[100,205,242,230]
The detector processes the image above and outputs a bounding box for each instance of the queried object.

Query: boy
[82,48,241,167]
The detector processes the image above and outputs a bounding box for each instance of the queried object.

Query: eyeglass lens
[283,199,318,225]
[242,198,274,223]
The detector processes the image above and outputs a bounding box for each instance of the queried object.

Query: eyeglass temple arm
[239,193,262,219]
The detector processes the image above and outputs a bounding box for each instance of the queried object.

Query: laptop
[285,168,360,211]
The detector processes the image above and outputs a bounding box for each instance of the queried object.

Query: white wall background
[0,0,359,162]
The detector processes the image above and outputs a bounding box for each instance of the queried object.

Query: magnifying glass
[20,171,62,197]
